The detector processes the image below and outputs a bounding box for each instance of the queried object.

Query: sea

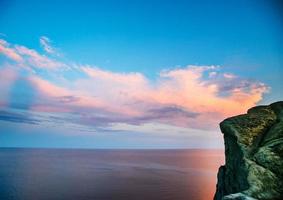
[0,148,224,200]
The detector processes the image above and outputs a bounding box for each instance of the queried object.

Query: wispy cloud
[15,45,65,70]
[0,38,65,70]
[39,36,58,55]
[0,110,40,125]
[0,39,23,62]
[0,38,269,133]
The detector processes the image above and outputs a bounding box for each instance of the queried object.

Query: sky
[0,0,282,149]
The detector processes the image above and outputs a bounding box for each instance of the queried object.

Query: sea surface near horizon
[0,148,224,200]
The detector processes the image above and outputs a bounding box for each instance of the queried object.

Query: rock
[214,101,283,200]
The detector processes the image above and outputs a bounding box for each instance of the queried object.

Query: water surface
[0,148,224,200]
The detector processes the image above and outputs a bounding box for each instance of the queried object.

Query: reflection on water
[0,148,224,200]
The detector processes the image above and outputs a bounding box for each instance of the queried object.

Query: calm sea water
[0,148,224,200]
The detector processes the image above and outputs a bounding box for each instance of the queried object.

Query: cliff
[214,101,283,200]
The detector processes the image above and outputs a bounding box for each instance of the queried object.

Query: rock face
[214,101,283,200]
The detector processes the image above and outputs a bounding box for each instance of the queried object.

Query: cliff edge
[214,101,283,200]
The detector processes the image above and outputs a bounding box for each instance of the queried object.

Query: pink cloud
[0,39,23,62]
[0,67,18,107]
[23,65,268,130]
[223,73,236,79]
[15,45,65,70]
[0,38,269,131]
[0,38,65,70]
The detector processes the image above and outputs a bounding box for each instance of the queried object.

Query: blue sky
[0,0,282,148]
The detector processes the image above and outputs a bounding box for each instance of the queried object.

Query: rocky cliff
[214,101,283,200]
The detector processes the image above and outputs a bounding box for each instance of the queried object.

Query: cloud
[24,65,267,130]
[0,67,18,107]
[39,36,57,55]
[144,106,199,120]
[0,38,269,132]
[0,110,40,124]
[0,38,65,70]
[15,45,65,70]
[0,39,23,62]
